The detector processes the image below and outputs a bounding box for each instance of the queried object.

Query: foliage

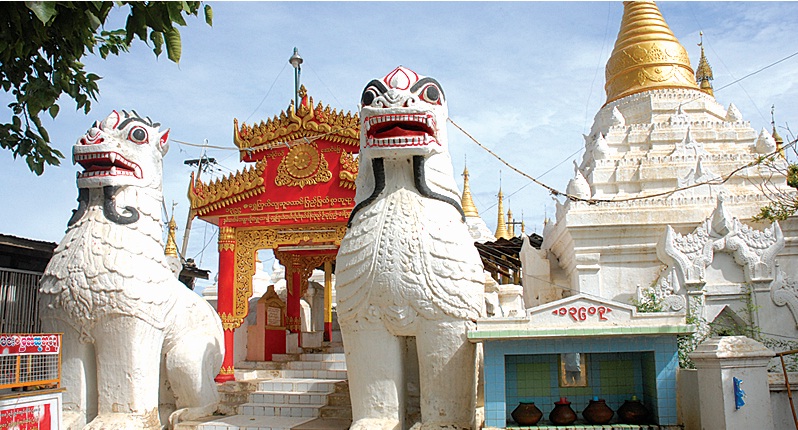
[631,289,708,369]
[0,2,213,175]
[754,134,798,222]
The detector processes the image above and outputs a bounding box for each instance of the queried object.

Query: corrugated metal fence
[0,268,42,333]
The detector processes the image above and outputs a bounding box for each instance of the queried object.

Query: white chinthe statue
[336,67,485,430]
[39,111,224,429]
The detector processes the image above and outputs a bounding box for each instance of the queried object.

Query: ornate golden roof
[188,159,267,215]
[494,188,512,240]
[461,166,479,217]
[164,215,178,257]
[605,1,699,104]
[234,86,359,159]
[695,32,714,97]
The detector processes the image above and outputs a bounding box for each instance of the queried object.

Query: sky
[2,2,798,294]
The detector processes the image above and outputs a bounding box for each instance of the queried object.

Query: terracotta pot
[548,397,577,426]
[582,397,614,425]
[617,396,650,424]
[511,402,542,426]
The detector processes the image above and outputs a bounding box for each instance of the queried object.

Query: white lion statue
[39,110,224,429]
[336,67,485,430]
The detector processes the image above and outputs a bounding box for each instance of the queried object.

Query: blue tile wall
[482,336,680,428]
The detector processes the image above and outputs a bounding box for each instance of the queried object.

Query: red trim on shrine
[189,88,358,381]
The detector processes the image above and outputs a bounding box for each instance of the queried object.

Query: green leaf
[84,10,102,30]
[165,27,182,64]
[204,4,213,26]
[25,1,58,24]
[167,2,188,26]
[150,31,164,57]
[49,104,60,119]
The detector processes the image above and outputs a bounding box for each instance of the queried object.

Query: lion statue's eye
[129,126,148,144]
[361,88,378,106]
[420,84,442,105]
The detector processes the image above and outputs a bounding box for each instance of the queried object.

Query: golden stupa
[494,188,512,240]
[461,166,480,218]
[605,1,700,104]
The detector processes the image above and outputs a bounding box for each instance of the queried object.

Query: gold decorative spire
[494,188,512,240]
[772,105,785,158]
[695,32,714,97]
[461,165,479,217]
[605,1,699,104]
[165,215,179,257]
[507,208,515,236]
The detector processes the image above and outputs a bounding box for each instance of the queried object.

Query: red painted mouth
[365,113,438,148]
[74,151,142,179]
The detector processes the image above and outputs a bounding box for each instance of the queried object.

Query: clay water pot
[582,397,614,425]
[548,397,577,426]
[617,396,650,424]
[511,402,543,426]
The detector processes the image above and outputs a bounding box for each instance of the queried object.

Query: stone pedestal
[689,336,775,430]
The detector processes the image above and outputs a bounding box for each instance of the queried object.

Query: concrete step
[318,405,352,420]
[258,378,343,393]
[237,402,323,418]
[249,391,330,406]
[299,353,345,362]
[324,392,350,407]
[286,360,346,371]
[280,369,347,380]
[291,417,351,430]
[180,414,316,430]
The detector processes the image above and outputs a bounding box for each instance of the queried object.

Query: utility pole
[181,149,216,258]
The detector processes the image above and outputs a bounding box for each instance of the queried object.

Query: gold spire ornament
[507,208,515,237]
[772,105,785,158]
[494,188,512,240]
[605,1,700,104]
[461,165,479,218]
[165,215,179,257]
[695,32,715,97]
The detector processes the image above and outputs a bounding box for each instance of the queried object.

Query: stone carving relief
[39,111,224,429]
[725,103,743,122]
[755,127,777,154]
[566,160,592,200]
[658,194,784,292]
[336,67,484,430]
[670,126,709,157]
[771,265,798,328]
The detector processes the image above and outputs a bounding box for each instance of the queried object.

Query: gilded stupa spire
[164,215,179,258]
[507,208,515,237]
[695,32,715,97]
[494,188,512,240]
[772,105,785,158]
[605,1,699,104]
[461,164,479,217]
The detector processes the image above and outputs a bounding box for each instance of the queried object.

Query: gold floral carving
[189,159,266,215]
[339,150,358,190]
[275,142,332,189]
[218,227,236,252]
[218,366,235,375]
[233,86,360,158]
[230,226,347,327]
[218,312,239,331]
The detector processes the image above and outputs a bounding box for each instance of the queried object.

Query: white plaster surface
[336,67,484,430]
[38,111,224,429]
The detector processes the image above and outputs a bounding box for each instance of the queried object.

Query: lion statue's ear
[158,129,170,155]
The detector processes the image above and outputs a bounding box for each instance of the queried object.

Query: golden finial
[461,163,480,217]
[507,208,514,236]
[165,214,179,257]
[695,31,715,97]
[772,105,785,158]
[494,187,512,240]
[605,1,699,104]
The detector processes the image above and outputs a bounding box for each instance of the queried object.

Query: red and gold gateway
[188,87,359,382]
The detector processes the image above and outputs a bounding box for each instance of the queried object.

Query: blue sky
[2,2,797,293]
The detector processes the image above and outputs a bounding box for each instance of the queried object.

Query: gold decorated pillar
[215,226,237,382]
[323,261,333,341]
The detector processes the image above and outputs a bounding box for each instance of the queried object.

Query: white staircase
[177,348,351,430]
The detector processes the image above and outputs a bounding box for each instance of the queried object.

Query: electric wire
[244,62,289,125]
